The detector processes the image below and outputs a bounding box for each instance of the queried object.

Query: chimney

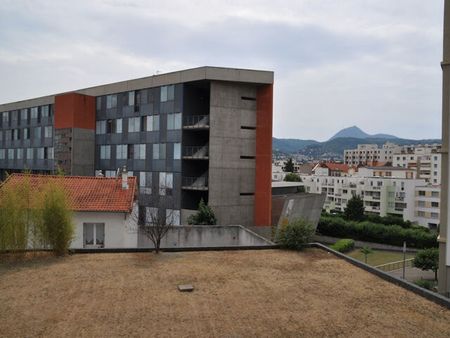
[121,165,128,190]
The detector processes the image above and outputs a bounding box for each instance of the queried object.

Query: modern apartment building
[344,142,401,166]
[0,67,274,227]
[300,167,440,229]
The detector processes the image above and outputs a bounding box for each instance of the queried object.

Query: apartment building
[344,142,401,166]
[392,144,441,184]
[300,167,439,228]
[0,67,274,228]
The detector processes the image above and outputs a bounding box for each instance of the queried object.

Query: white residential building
[344,142,401,166]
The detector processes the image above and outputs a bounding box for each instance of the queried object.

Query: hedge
[330,239,355,253]
[317,216,437,249]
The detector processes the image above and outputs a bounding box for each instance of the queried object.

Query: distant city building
[344,142,401,166]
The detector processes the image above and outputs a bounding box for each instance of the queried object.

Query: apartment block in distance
[0,67,274,228]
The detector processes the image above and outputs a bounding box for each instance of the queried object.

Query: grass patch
[347,249,415,267]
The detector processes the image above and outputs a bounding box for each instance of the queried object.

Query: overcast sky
[0,0,444,141]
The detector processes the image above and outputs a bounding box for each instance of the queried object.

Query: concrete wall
[71,211,137,249]
[138,225,272,248]
[72,128,95,176]
[208,81,258,226]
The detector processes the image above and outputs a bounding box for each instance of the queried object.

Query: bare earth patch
[1,249,449,337]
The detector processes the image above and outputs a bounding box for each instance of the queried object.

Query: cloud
[0,0,444,140]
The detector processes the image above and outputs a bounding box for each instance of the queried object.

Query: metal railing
[183,145,209,158]
[183,115,209,128]
[182,176,208,189]
[375,258,414,272]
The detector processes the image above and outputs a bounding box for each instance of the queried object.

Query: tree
[360,246,373,264]
[187,199,217,225]
[139,206,174,254]
[284,173,301,182]
[413,248,439,281]
[276,218,315,250]
[40,180,74,256]
[344,195,365,221]
[283,158,295,172]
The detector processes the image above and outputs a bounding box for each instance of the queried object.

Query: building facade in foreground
[0,67,274,227]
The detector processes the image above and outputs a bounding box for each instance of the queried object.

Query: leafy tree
[276,218,315,250]
[40,181,74,256]
[284,173,301,182]
[187,199,217,225]
[283,158,295,173]
[360,246,373,264]
[344,195,365,221]
[413,248,439,281]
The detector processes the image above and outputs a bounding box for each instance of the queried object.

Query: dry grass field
[1,249,450,338]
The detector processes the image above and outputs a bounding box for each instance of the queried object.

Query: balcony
[183,115,209,129]
[183,145,209,160]
[182,176,208,191]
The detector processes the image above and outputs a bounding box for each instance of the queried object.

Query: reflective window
[174,143,181,160]
[116,144,128,159]
[106,95,117,109]
[160,85,174,102]
[100,145,111,160]
[128,117,141,133]
[167,113,182,130]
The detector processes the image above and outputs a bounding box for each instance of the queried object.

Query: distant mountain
[329,126,398,141]
[273,138,319,153]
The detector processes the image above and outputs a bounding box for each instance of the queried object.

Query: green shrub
[414,279,435,291]
[330,239,355,253]
[276,219,315,250]
[187,199,217,225]
[317,216,437,249]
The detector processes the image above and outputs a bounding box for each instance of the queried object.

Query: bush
[330,239,355,253]
[276,219,315,250]
[284,173,301,182]
[317,216,437,249]
[187,199,217,225]
[414,248,439,281]
[344,195,365,221]
[414,279,435,291]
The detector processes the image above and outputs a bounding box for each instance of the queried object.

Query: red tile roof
[1,174,136,213]
[323,162,349,173]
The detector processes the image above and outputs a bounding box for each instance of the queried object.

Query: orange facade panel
[254,84,273,226]
[54,93,95,130]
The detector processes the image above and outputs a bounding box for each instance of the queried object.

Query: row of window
[0,126,52,142]
[1,105,51,128]
[99,143,181,160]
[95,113,181,135]
[99,85,176,110]
[0,147,54,160]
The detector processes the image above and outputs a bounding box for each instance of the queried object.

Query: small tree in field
[187,199,217,225]
[138,207,174,254]
[360,246,373,264]
[40,181,74,256]
[283,158,295,173]
[276,219,315,250]
[344,195,365,221]
[414,248,439,281]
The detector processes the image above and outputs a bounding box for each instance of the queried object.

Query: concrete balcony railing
[182,176,208,191]
[183,115,209,129]
[183,145,209,159]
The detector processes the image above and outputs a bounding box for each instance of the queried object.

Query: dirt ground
[1,249,450,338]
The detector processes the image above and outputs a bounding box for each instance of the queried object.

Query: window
[106,95,117,109]
[417,211,425,217]
[2,112,9,125]
[145,207,158,224]
[83,223,105,248]
[100,145,111,160]
[433,171,438,176]
[26,148,33,160]
[432,191,439,198]
[174,143,181,160]
[7,149,14,160]
[116,118,122,133]
[37,147,44,159]
[431,212,439,219]
[153,143,166,160]
[0,149,5,159]
[44,126,52,138]
[47,147,54,160]
[20,109,28,123]
[128,117,141,133]
[12,129,20,140]
[41,105,49,118]
[146,115,160,131]
[5,130,11,141]
[96,120,106,134]
[23,128,30,140]
[418,201,425,207]
[418,191,426,196]
[96,97,102,110]
[34,127,41,140]
[159,172,173,196]
[116,144,128,159]
[133,144,146,160]
[166,209,180,226]
[128,91,135,106]
[160,85,174,102]
[139,172,152,194]
[167,113,182,130]
[31,107,38,119]
[432,201,439,208]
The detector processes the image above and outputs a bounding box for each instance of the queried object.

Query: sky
[0,0,444,141]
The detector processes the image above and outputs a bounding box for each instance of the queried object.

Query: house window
[432,191,439,198]
[116,144,128,160]
[160,85,175,102]
[100,145,111,160]
[432,202,439,208]
[106,95,117,109]
[83,223,105,248]
[418,191,426,196]
[146,115,160,131]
